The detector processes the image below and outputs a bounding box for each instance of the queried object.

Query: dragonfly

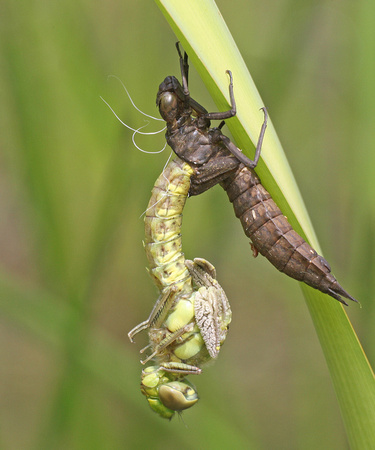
[128,157,231,419]
[155,43,357,306]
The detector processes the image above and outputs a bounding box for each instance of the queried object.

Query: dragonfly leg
[139,343,152,354]
[188,108,268,192]
[160,361,202,375]
[203,70,236,121]
[186,259,232,359]
[175,42,189,96]
[175,43,209,117]
[141,322,195,365]
[128,286,178,343]
[215,107,268,169]
[175,45,236,121]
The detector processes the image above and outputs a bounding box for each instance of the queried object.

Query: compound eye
[159,92,178,121]
[160,92,177,109]
[158,381,199,411]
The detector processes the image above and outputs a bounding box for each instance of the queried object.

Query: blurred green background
[1,1,374,449]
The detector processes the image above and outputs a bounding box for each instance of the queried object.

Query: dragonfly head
[157,76,186,124]
[141,366,199,419]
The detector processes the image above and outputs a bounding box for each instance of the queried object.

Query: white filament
[107,75,163,122]
[100,95,166,136]
[132,123,167,154]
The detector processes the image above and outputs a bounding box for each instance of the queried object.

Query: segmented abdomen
[222,164,355,304]
[144,157,194,295]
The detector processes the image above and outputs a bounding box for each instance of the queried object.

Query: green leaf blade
[155,1,375,447]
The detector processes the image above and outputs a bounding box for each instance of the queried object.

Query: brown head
[156,76,187,124]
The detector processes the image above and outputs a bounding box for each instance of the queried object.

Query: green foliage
[0,0,374,448]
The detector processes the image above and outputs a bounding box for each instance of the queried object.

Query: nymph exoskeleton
[155,43,357,306]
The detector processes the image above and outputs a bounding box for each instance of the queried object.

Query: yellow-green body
[129,157,231,419]
[144,157,194,295]
[143,157,211,366]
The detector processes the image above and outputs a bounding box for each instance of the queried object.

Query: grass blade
[155,1,375,447]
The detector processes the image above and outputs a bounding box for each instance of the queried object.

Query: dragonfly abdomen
[223,164,356,305]
[130,156,232,419]
[144,158,194,293]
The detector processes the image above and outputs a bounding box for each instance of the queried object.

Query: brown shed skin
[156,74,356,306]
